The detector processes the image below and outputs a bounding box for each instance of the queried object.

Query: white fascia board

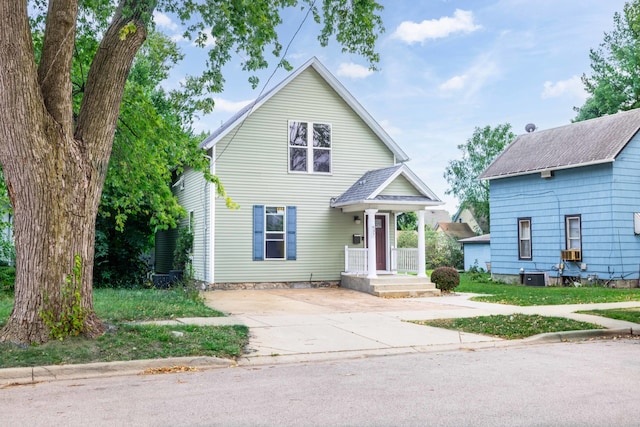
[480,158,615,181]
[369,164,442,202]
[308,60,410,162]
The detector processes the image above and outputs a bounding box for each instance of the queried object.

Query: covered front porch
[330,164,444,297]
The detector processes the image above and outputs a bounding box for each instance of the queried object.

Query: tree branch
[75,0,153,167]
[38,0,79,135]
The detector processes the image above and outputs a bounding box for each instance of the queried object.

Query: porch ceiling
[335,198,443,213]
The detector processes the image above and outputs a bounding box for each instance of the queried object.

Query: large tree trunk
[0,0,150,344]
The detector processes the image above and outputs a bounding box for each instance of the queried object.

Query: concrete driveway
[202,287,640,362]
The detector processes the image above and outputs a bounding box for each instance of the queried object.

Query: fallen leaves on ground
[139,365,199,375]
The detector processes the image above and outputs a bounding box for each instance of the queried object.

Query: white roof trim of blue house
[200,57,410,162]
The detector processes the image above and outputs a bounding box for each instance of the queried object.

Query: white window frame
[518,218,532,260]
[265,206,286,260]
[565,215,582,250]
[288,120,332,174]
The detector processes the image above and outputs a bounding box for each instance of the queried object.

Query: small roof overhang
[331,164,443,213]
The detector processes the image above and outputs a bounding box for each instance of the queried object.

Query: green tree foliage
[396,229,463,270]
[0,0,384,344]
[396,212,417,231]
[444,124,515,229]
[574,1,640,121]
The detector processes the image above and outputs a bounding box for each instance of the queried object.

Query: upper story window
[565,215,582,250]
[288,121,331,174]
[518,217,532,260]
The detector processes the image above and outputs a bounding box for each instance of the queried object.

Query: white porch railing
[391,247,419,274]
[344,246,368,273]
[344,246,419,274]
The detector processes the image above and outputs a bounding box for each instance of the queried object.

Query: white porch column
[365,208,378,279]
[417,209,427,278]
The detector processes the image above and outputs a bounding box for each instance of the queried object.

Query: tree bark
[0,0,150,344]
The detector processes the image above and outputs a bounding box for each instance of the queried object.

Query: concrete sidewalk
[195,288,640,360]
[2,288,639,385]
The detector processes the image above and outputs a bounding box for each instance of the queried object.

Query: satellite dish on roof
[525,123,537,133]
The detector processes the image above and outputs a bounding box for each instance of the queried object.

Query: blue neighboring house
[480,108,640,287]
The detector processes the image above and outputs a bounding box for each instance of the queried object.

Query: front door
[367,214,387,271]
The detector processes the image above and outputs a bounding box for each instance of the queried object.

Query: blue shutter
[286,206,297,260]
[253,205,264,261]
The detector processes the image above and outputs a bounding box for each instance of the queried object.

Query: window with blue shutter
[286,206,297,260]
[253,205,264,261]
[253,205,297,261]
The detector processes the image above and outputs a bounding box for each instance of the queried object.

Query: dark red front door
[372,215,387,270]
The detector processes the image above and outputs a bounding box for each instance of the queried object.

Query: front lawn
[410,314,603,339]
[577,307,640,324]
[456,273,640,306]
[0,287,246,369]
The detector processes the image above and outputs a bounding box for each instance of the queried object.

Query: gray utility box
[523,272,547,287]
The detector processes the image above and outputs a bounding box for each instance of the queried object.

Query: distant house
[459,234,490,272]
[424,209,451,229]
[480,108,640,287]
[452,206,487,234]
[435,222,476,243]
[156,57,443,296]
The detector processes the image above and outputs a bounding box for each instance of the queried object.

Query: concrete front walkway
[188,288,640,361]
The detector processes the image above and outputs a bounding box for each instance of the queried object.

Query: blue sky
[154,1,627,214]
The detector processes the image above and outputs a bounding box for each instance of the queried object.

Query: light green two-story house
[161,57,443,296]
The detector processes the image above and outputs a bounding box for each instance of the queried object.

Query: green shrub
[0,265,15,291]
[397,230,418,248]
[431,266,460,292]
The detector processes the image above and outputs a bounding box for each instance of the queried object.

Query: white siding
[175,169,210,282]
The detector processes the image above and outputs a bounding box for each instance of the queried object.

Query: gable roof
[480,108,640,180]
[436,222,476,240]
[200,57,409,162]
[331,164,442,212]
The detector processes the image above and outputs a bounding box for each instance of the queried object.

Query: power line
[214,1,316,163]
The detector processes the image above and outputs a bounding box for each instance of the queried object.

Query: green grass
[410,314,603,339]
[456,273,640,306]
[577,307,640,323]
[0,287,246,368]
[0,324,249,368]
[93,288,224,321]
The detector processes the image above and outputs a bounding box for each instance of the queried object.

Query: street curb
[2,328,638,386]
[522,327,638,343]
[0,356,235,386]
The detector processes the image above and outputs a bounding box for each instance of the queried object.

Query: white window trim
[288,120,332,175]
[264,206,287,260]
[518,218,532,260]
[565,215,582,250]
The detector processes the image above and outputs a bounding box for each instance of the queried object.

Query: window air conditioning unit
[561,249,581,261]
[523,272,548,287]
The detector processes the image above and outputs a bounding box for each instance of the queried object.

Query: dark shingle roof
[480,109,640,180]
[333,165,402,205]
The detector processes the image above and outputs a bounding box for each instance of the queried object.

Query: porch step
[373,288,441,298]
[341,273,441,298]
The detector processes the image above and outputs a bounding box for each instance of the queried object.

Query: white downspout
[417,209,427,278]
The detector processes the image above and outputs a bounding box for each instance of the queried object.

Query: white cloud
[336,62,373,79]
[541,75,587,101]
[393,9,481,44]
[153,12,179,32]
[439,75,468,91]
[438,55,500,98]
[213,98,253,113]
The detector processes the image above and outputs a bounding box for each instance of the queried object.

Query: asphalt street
[2,338,639,427]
